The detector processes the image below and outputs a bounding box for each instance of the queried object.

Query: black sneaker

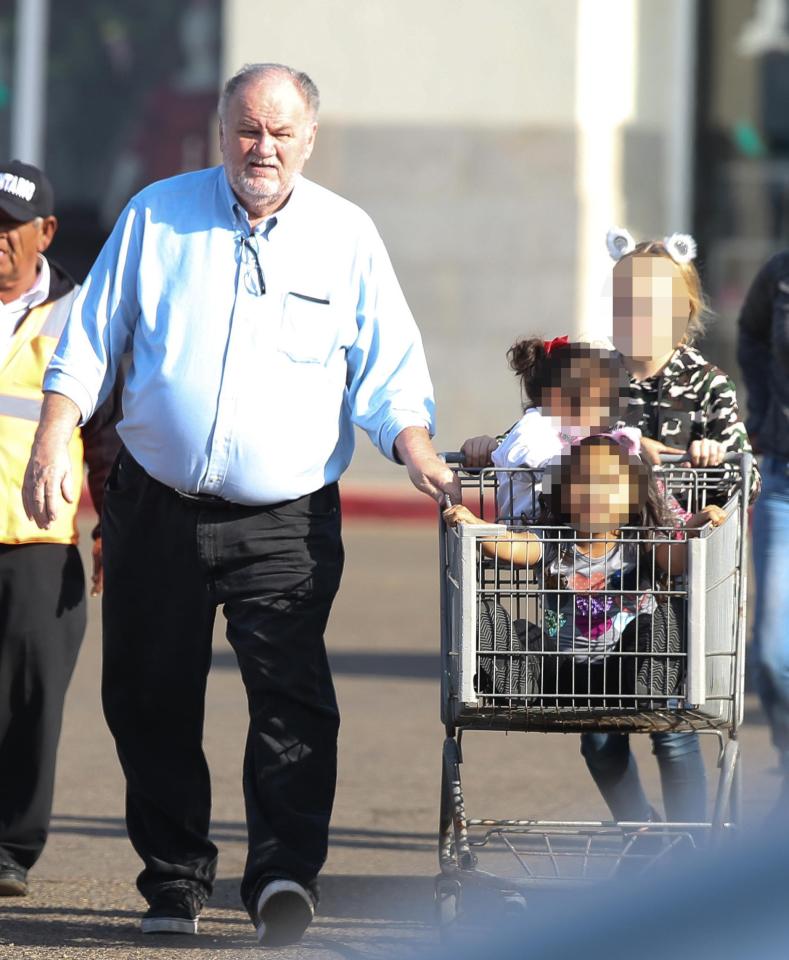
[0,862,27,897]
[140,885,204,935]
[255,879,316,947]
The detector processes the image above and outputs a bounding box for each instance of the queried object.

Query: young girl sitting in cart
[444,435,724,823]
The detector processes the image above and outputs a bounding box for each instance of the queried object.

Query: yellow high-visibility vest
[0,288,84,545]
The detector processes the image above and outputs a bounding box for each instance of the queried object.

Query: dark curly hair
[507,337,629,418]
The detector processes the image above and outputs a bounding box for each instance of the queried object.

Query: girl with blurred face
[608,231,758,489]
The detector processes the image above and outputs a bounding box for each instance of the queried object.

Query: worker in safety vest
[0,160,121,896]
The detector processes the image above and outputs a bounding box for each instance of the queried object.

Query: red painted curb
[339,488,438,522]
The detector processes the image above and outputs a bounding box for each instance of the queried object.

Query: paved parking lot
[0,519,778,959]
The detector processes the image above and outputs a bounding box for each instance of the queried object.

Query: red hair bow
[543,335,570,357]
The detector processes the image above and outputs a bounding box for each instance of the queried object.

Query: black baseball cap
[0,160,54,222]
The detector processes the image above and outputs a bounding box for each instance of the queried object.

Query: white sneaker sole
[256,880,315,946]
[0,877,27,897]
[141,916,199,935]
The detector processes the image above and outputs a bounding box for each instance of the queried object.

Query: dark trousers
[0,543,85,869]
[101,449,344,913]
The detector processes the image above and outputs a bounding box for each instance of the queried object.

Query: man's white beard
[232,169,283,202]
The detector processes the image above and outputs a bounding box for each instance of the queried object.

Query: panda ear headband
[605,226,697,265]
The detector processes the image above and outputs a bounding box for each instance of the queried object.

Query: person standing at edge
[738,251,789,819]
[22,64,457,946]
[0,161,120,897]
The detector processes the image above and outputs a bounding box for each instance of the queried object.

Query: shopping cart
[434,453,752,932]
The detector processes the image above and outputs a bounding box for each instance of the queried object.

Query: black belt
[173,488,241,508]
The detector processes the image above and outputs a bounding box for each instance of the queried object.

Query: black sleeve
[80,360,125,536]
[737,254,782,436]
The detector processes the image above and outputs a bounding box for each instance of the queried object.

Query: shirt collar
[218,165,304,241]
[7,255,50,311]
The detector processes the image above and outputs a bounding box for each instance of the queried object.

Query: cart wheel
[434,877,461,933]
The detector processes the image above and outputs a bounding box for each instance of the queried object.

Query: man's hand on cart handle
[394,427,462,505]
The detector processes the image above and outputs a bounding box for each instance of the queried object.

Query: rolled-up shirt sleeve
[44,200,141,423]
[345,220,435,461]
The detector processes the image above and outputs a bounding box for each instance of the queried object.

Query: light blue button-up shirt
[44,166,435,504]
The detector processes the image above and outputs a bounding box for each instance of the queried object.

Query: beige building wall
[223,0,689,485]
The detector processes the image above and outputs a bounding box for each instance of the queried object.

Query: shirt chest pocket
[278,291,337,365]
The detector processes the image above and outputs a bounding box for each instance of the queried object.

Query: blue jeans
[751,456,789,773]
[580,732,707,822]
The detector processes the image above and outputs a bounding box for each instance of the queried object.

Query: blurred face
[548,444,646,535]
[612,255,690,362]
[219,73,317,218]
[541,351,627,432]
[0,214,56,303]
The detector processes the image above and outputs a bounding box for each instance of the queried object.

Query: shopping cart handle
[442,449,743,467]
[658,451,744,465]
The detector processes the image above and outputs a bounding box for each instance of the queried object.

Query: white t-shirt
[490,409,580,521]
[0,256,50,363]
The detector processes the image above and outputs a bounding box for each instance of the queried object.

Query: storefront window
[695,0,789,374]
[0,1,14,161]
[43,0,221,279]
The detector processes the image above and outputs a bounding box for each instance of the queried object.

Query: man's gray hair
[218,63,320,121]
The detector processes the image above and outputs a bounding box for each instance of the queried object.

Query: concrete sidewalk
[0,521,779,959]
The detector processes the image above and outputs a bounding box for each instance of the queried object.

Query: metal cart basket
[435,453,752,931]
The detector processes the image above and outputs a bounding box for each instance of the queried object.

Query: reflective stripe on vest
[0,289,83,544]
[38,287,79,338]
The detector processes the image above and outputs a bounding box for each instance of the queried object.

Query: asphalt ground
[0,517,778,959]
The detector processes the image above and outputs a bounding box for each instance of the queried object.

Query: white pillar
[573,0,637,341]
[666,0,698,233]
[11,0,49,165]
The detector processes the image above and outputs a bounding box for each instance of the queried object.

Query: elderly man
[23,64,456,945]
[0,161,119,896]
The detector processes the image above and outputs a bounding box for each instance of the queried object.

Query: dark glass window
[0,1,14,161]
[42,0,221,279]
[695,0,789,375]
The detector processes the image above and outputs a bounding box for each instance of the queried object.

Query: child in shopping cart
[445,434,725,828]
[447,434,722,572]
[461,337,640,522]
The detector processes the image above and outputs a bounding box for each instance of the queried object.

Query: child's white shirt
[490,408,567,521]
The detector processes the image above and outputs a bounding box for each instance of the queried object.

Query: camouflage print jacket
[620,345,761,502]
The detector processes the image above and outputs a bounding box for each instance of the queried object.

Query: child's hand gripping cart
[434,452,752,933]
